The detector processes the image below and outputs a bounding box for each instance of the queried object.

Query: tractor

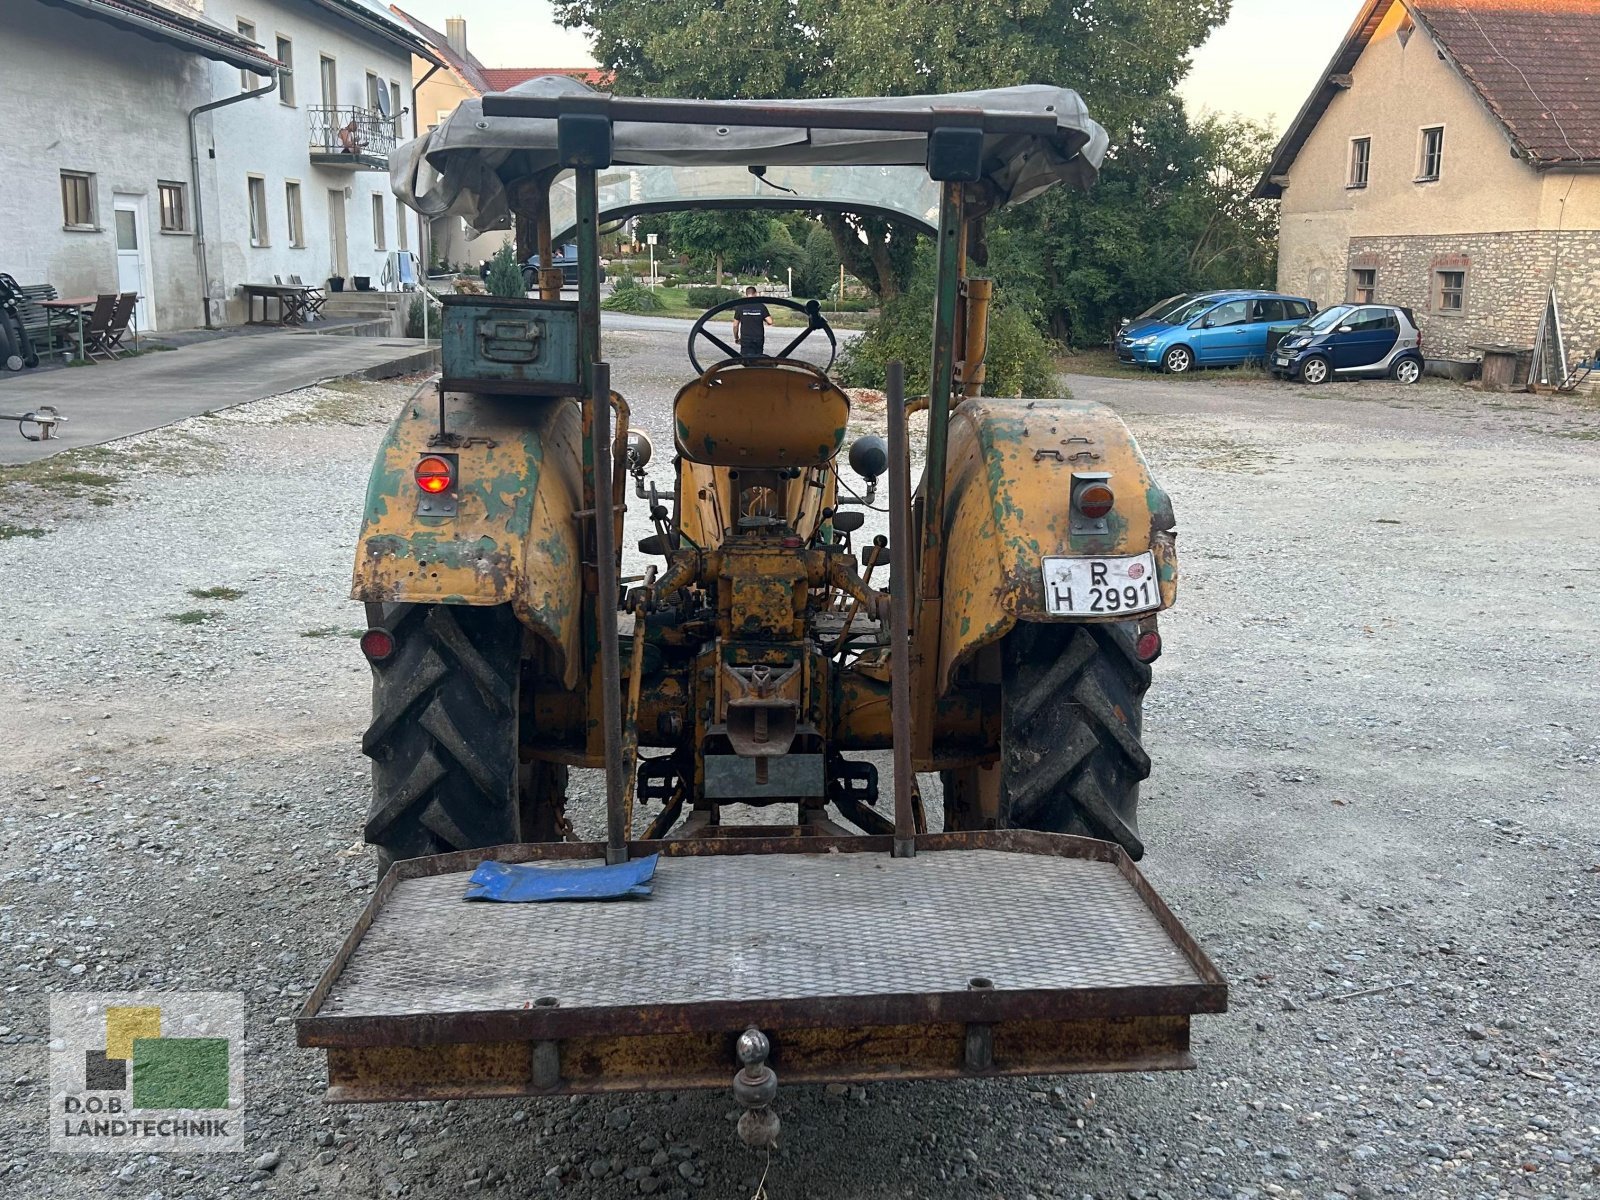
[299,80,1223,1141]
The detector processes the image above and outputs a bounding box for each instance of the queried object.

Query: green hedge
[686,286,742,309]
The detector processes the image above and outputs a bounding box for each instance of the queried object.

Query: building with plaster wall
[0,0,436,330]
[1257,0,1600,367]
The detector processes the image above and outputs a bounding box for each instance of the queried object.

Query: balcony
[308,106,397,170]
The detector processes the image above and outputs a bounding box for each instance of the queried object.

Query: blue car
[1116,291,1317,374]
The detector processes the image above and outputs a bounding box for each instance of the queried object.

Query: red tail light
[1074,482,1115,519]
[360,628,396,662]
[1135,630,1162,662]
[415,456,454,495]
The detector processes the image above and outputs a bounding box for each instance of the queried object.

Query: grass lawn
[1057,346,1276,384]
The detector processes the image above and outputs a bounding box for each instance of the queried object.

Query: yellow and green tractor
[299,81,1222,1139]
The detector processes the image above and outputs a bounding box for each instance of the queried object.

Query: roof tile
[1411,0,1600,162]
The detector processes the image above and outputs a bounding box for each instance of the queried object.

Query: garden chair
[68,294,119,361]
[91,293,137,359]
[289,274,326,318]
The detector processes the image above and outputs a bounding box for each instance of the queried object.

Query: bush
[792,224,840,299]
[405,293,442,339]
[602,273,663,313]
[839,250,1056,398]
[484,243,525,298]
[686,285,741,309]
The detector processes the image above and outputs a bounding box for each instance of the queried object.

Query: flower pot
[328,276,345,293]
[353,276,373,291]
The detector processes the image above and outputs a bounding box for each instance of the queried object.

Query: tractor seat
[673,360,850,469]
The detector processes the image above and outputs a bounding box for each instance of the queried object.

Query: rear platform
[298,831,1225,1101]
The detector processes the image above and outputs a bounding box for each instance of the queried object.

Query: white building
[0,0,437,331]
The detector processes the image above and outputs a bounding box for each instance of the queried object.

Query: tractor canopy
[390,75,1109,237]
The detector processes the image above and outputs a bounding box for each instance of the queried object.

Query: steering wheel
[688,296,838,374]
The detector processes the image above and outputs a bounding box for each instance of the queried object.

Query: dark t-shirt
[734,302,770,348]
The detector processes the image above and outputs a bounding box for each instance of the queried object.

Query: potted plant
[328,275,345,293]
[352,275,372,291]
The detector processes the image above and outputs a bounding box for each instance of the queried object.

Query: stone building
[389,8,608,272]
[1255,0,1600,370]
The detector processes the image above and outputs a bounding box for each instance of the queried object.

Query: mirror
[1338,326,1353,334]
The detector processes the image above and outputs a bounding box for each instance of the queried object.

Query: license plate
[1274,354,1290,366]
[1041,552,1160,616]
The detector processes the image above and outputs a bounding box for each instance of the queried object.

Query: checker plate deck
[299,832,1225,1049]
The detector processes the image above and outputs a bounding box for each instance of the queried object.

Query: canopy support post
[919,180,963,604]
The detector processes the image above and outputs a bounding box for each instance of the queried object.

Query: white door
[113,193,154,330]
[327,189,349,281]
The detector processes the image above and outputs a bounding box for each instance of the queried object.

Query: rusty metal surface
[298,832,1224,1050]
[349,389,588,690]
[934,397,1180,694]
[886,362,916,857]
[319,1014,1194,1102]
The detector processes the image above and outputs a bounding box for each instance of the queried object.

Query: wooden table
[39,296,96,363]
[242,284,318,326]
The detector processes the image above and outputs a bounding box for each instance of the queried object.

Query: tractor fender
[351,390,586,689]
[936,396,1178,693]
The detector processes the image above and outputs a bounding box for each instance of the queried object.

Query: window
[1285,300,1312,320]
[1349,137,1370,188]
[1419,126,1444,180]
[285,181,304,247]
[1205,300,1250,328]
[1435,269,1465,313]
[247,175,269,246]
[1351,268,1377,304]
[1348,307,1391,332]
[320,55,337,107]
[276,36,295,105]
[372,193,386,251]
[157,181,189,232]
[366,72,383,112]
[237,19,257,90]
[396,202,408,252]
[61,170,96,228]
[390,80,403,134]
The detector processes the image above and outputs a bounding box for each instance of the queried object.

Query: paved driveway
[0,331,436,464]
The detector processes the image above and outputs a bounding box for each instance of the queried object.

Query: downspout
[411,63,442,279]
[188,70,279,329]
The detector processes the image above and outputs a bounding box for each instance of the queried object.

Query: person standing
[731,286,772,357]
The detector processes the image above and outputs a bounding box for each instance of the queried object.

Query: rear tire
[1393,356,1421,384]
[944,622,1151,858]
[362,604,565,876]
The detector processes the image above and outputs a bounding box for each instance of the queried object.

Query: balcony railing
[308,106,397,165]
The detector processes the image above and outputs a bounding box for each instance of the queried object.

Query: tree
[669,209,770,284]
[484,242,525,298]
[792,222,839,299]
[995,100,1280,346]
[554,0,1234,299]
[633,212,673,250]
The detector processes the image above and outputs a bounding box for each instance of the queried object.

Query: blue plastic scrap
[463,854,659,902]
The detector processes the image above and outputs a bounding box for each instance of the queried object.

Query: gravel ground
[2,331,1598,1200]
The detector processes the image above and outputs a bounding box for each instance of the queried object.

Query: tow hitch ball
[732,1028,779,1148]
